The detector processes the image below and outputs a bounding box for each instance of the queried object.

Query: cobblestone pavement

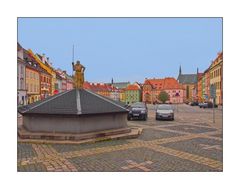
[17,104,223,172]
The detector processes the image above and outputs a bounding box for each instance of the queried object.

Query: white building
[17,43,27,106]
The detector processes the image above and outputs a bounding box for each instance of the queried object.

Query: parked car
[155,104,174,121]
[190,101,199,106]
[202,102,218,108]
[127,102,148,121]
[198,102,206,108]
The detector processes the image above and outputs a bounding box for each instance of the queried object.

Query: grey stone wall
[23,113,128,133]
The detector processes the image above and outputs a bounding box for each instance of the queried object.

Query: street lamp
[175,92,180,112]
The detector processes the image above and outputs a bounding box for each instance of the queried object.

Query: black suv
[127,102,148,121]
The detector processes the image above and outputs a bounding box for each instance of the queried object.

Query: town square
[18,103,222,171]
[3,0,240,188]
[17,18,223,172]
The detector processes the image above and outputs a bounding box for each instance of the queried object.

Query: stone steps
[18,127,142,144]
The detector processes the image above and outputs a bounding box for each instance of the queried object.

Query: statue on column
[72,60,85,89]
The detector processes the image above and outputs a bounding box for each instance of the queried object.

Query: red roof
[144,77,183,90]
[125,84,140,90]
[83,82,117,92]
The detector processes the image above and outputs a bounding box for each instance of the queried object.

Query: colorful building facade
[23,50,41,104]
[66,74,74,90]
[17,43,27,106]
[209,52,223,105]
[40,69,52,99]
[142,78,183,104]
[125,83,142,104]
[119,89,126,103]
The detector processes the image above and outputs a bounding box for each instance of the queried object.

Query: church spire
[179,65,182,75]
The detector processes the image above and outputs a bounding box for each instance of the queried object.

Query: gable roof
[163,77,183,90]
[109,82,130,89]
[143,77,183,90]
[18,89,128,115]
[125,84,141,91]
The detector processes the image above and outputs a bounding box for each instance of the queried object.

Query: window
[20,80,23,89]
[20,65,24,75]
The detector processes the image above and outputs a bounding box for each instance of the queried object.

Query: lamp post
[175,92,180,112]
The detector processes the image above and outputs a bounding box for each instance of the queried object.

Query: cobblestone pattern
[17,104,223,172]
[68,147,219,172]
[138,128,184,141]
[161,138,222,162]
[17,143,37,159]
[27,144,78,172]
[18,162,46,172]
[165,125,217,134]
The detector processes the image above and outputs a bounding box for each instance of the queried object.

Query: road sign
[210,85,216,98]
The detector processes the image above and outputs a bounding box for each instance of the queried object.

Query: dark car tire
[143,115,147,121]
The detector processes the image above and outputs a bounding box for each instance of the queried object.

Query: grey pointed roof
[18,89,128,115]
[177,74,197,84]
[107,82,130,89]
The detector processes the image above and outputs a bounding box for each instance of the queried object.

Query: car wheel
[143,116,147,121]
[127,117,131,121]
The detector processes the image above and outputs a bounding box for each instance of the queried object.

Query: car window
[157,105,172,110]
[131,103,145,108]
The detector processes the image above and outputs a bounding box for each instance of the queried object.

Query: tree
[158,91,169,103]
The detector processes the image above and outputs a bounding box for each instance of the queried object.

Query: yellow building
[119,89,126,103]
[23,49,40,103]
[25,66,40,104]
[29,50,56,95]
[209,52,223,105]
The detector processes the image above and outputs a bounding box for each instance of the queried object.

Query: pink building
[66,75,74,90]
[142,77,184,104]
